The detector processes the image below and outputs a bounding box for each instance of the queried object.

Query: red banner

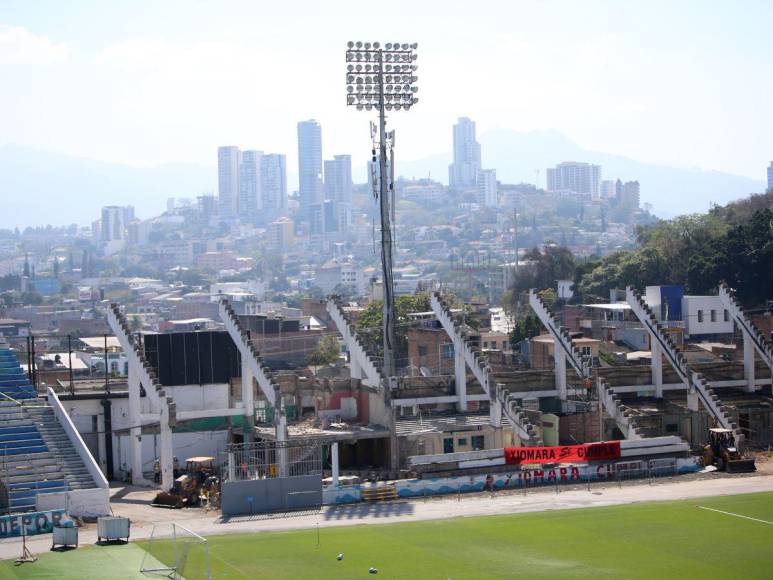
[504,441,620,465]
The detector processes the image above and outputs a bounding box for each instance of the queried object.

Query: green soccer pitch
[2,492,772,579]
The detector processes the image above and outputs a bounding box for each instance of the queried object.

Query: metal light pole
[345,41,418,379]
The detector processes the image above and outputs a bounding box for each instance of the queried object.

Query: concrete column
[651,338,663,398]
[743,331,756,393]
[331,441,340,487]
[159,415,174,490]
[96,412,107,474]
[276,411,288,477]
[687,390,700,412]
[454,340,467,412]
[554,338,567,401]
[350,351,362,380]
[127,366,147,486]
[241,359,254,444]
[490,395,502,428]
[228,451,235,481]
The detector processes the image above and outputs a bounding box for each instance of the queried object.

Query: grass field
[1,492,772,579]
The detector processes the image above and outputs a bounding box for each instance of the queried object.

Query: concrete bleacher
[0,345,100,513]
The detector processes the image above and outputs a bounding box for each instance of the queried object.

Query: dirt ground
[2,463,772,561]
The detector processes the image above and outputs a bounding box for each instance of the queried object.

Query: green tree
[306,335,340,370]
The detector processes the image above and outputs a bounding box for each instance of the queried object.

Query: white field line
[698,506,773,525]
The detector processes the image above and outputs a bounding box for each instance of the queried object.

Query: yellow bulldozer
[152,457,218,508]
[703,428,756,473]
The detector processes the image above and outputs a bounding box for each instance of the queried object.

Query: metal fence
[221,439,323,483]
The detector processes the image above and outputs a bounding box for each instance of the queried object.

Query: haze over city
[1,0,772,227]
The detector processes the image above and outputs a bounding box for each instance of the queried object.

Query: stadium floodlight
[345,41,419,381]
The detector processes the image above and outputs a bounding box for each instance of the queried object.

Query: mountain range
[0,130,766,228]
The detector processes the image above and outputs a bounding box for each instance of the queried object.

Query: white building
[298,120,323,218]
[682,296,733,337]
[100,206,127,242]
[218,146,241,219]
[477,169,498,207]
[546,162,601,196]
[448,117,481,189]
[324,155,353,230]
[239,150,263,220]
[767,161,773,191]
[261,154,287,218]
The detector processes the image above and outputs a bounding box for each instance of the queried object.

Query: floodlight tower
[345,41,419,379]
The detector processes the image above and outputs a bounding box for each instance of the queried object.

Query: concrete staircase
[495,385,543,445]
[430,292,493,396]
[218,299,280,406]
[598,379,645,440]
[326,298,383,388]
[719,283,773,373]
[626,286,742,441]
[528,290,592,379]
[107,303,177,426]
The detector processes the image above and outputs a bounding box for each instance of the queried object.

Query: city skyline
[1,1,772,183]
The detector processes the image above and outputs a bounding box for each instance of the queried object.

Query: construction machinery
[703,428,756,473]
[152,457,216,508]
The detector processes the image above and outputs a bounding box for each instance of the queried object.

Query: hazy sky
[1,0,772,181]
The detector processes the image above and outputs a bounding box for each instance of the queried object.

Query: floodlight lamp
[374,41,380,49]
[365,104,372,111]
[355,64,362,71]
[365,42,372,49]
[412,86,418,93]
[395,103,402,110]
[386,104,393,111]
[385,54,393,62]
[386,84,393,91]
[347,41,354,48]
[348,96,355,104]
[411,43,418,49]
[347,64,354,72]
[356,104,363,110]
[356,41,363,48]
[401,43,408,50]
[412,54,418,61]
[385,43,392,50]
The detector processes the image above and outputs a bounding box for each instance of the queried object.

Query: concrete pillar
[651,338,663,398]
[127,366,147,486]
[276,411,288,477]
[241,359,254,444]
[687,390,700,412]
[743,331,756,393]
[331,441,340,487]
[350,350,362,380]
[454,340,467,412]
[490,395,502,428]
[227,451,235,481]
[159,415,174,490]
[554,338,567,401]
[96,412,107,474]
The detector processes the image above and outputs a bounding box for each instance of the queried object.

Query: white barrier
[36,487,111,518]
[46,387,109,489]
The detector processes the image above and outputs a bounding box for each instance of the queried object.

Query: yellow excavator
[152,457,216,508]
[703,428,756,473]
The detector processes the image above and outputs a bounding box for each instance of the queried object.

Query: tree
[306,335,340,370]
[355,293,432,363]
